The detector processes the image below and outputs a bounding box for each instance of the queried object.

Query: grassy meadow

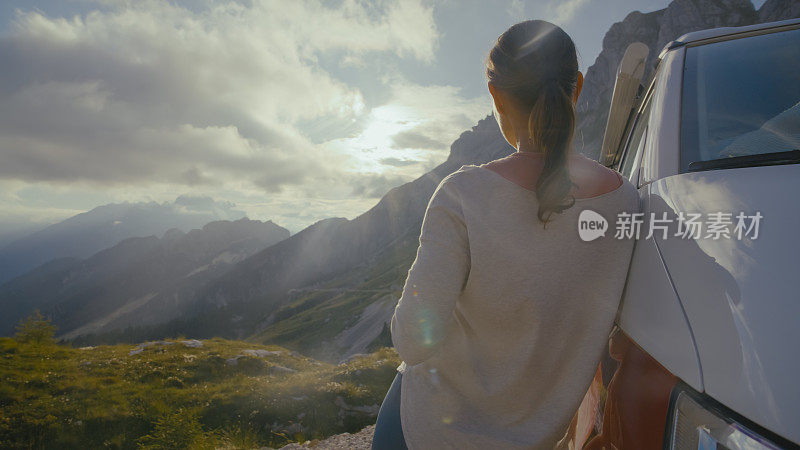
[0,333,399,449]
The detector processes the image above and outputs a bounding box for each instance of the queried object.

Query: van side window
[619,93,654,179]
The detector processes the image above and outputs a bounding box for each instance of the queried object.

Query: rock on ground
[274,425,374,449]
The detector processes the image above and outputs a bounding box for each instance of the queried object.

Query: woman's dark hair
[486,20,579,226]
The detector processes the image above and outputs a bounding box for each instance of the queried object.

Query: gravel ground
[274,425,375,449]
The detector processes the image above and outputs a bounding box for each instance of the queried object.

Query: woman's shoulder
[453,163,483,179]
[433,164,484,192]
[422,165,488,215]
[568,156,625,198]
[437,164,491,197]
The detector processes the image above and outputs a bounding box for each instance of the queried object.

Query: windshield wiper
[688,149,800,172]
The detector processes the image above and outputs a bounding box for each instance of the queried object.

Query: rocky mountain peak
[759,0,800,21]
[446,114,513,166]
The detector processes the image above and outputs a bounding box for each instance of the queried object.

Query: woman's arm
[390,172,471,367]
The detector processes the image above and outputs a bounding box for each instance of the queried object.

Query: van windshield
[680,26,800,172]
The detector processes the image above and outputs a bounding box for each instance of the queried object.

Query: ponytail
[528,80,577,227]
[486,19,580,228]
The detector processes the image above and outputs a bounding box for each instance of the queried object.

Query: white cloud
[551,0,591,25]
[507,0,525,18]
[0,0,438,193]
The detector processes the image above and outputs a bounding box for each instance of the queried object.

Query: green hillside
[0,336,399,449]
[249,223,420,361]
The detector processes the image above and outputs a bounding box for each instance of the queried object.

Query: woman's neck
[515,137,541,154]
[513,139,583,159]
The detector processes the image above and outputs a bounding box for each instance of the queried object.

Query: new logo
[578,209,608,242]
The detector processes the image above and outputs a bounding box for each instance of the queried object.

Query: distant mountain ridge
[0,217,289,337]
[0,195,248,283]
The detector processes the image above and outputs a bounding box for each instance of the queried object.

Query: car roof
[658,16,800,58]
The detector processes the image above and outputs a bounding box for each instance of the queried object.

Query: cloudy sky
[0,0,738,236]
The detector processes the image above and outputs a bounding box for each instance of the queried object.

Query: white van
[582,17,800,450]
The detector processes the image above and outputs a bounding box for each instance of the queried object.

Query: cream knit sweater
[391,163,639,449]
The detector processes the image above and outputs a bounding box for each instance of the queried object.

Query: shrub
[137,408,213,449]
[14,310,57,346]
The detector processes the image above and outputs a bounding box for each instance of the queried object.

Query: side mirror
[599,42,649,167]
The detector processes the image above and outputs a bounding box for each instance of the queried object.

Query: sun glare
[326,103,430,173]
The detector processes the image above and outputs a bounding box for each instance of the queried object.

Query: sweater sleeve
[391,173,470,367]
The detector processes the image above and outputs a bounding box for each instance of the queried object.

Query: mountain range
[0,195,248,283]
[0,218,289,337]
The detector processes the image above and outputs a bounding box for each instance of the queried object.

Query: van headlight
[666,385,785,450]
